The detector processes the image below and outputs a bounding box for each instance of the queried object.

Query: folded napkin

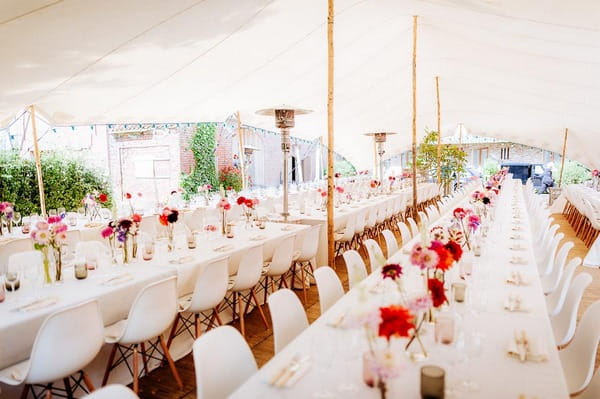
[510,234,523,240]
[14,296,59,312]
[269,355,311,388]
[84,222,103,228]
[509,244,526,251]
[101,273,134,286]
[504,294,530,312]
[249,235,267,241]
[213,244,234,252]
[507,330,548,363]
[511,226,522,231]
[169,255,194,264]
[281,225,295,231]
[506,271,529,286]
[510,256,528,265]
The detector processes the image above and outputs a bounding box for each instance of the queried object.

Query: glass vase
[41,247,52,284]
[53,246,63,283]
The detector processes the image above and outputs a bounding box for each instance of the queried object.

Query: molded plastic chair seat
[364,239,385,272]
[381,229,399,258]
[342,250,368,290]
[578,367,600,399]
[268,289,309,354]
[0,300,104,398]
[83,384,139,399]
[551,273,592,347]
[314,266,344,314]
[546,258,581,317]
[193,326,258,399]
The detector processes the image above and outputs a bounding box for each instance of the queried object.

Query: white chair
[314,266,344,314]
[559,301,600,395]
[342,250,368,290]
[538,232,564,277]
[227,245,269,338]
[0,238,34,273]
[267,289,309,354]
[352,208,368,249]
[334,213,356,256]
[551,273,592,347]
[381,229,399,258]
[406,217,419,238]
[364,239,385,272]
[261,235,295,301]
[0,300,103,398]
[578,366,600,399]
[193,326,257,399]
[102,276,182,394]
[364,206,378,239]
[167,257,229,348]
[546,258,581,317]
[397,221,412,246]
[8,250,42,273]
[184,208,205,233]
[75,241,110,262]
[139,215,158,239]
[83,384,138,399]
[542,241,574,295]
[291,224,321,303]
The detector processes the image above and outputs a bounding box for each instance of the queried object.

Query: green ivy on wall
[0,151,112,215]
[180,123,218,199]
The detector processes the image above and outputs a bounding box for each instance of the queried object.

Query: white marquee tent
[1,0,599,169]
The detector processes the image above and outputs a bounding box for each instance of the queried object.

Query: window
[500,147,510,160]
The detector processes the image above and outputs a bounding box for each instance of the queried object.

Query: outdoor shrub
[218,165,243,191]
[180,123,218,199]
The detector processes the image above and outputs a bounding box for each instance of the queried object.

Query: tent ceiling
[1,0,599,169]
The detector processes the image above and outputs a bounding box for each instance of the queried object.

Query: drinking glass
[49,209,57,217]
[57,207,66,219]
[12,212,21,226]
[456,332,483,393]
[77,207,86,218]
[5,267,21,293]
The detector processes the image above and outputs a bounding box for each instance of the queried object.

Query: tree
[416,130,467,192]
[180,124,219,199]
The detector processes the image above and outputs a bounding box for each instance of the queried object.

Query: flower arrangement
[31,216,68,283]
[124,192,143,213]
[237,196,259,226]
[370,179,381,189]
[216,188,231,235]
[101,214,141,263]
[452,207,480,249]
[0,201,14,235]
[592,169,599,190]
[197,183,213,205]
[159,207,179,251]
[82,192,108,220]
[387,176,396,192]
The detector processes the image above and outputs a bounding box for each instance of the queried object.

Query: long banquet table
[231,178,569,399]
[0,221,309,398]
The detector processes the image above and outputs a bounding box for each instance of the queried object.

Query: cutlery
[275,356,310,388]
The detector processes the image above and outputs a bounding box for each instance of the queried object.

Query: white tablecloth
[231,179,569,399]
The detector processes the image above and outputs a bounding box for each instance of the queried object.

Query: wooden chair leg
[102,344,118,386]
[238,293,245,337]
[300,262,308,304]
[45,384,53,399]
[140,343,150,376]
[166,313,180,349]
[250,288,270,329]
[82,371,95,392]
[159,336,183,389]
[20,385,29,399]
[213,306,224,326]
[132,344,139,394]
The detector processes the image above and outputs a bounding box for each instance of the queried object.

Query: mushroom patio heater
[364,132,398,181]
[256,107,312,222]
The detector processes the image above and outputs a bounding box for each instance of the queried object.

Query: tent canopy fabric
[1,0,599,169]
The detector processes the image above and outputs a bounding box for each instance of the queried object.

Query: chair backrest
[314,266,344,314]
[267,289,309,354]
[578,366,600,399]
[418,211,428,226]
[538,232,564,277]
[406,217,419,237]
[364,239,385,271]
[8,250,42,273]
[266,235,295,276]
[120,276,178,344]
[354,209,367,234]
[337,213,356,242]
[543,241,574,295]
[559,301,600,394]
[0,238,34,273]
[397,222,412,246]
[184,208,205,232]
[139,215,158,239]
[230,245,263,291]
[365,206,378,228]
[65,229,81,250]
[381,229,398,258]
[546,257,581,317]
[193,326,258,399]
[189,257,229,313]
[342,250,367,290]
[27,300,104,384]
[83,384,139,399]
[297,224,321,261]
[551,272,592,347]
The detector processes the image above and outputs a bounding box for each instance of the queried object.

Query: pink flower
[407,296,433,313]
[453,207,466,219]
[420,248,440,270]
[593,169,599,177]
[33,229,50,245]
[36,221,49,230]
[47,216,62,224]
[252,198,260,206]
[0,202,6,212]
[320,191,327,197]
[55,232,67,245]
[468,214,481,231]
[335,186,344,194]
[101,226,114,238]
[54,223,68,233]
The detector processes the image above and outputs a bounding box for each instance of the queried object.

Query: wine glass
[5,267,21,294]
[12,212,21,226]
[57,207,66,219]
[77,207,86,219]
[49,209,57,217]
[456,331,484,393]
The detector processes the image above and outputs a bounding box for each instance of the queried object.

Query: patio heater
[365,132,397,181]
[256,107,312,221]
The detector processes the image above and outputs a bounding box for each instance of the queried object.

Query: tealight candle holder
[452,282,466,303]
[434,315,455,345]
[74,261,88,280]
[187,234,197,249]
[142,242,154,261]
[420,365,445,399]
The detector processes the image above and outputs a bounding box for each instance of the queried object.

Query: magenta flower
[101,226,114,239]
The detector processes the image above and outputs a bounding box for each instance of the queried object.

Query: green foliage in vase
[0,151,112,214]
[416,130,467,184]
[561,160,591,185]
[218,165,243,192]
[483,158,500,180]
[180,123,219,199]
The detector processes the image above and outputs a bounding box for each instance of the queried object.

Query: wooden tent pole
[559,128,568,187]
[435,76,441,184]
[411,16,419,223]
[29,105,47,217]
[327,0,335,267]
[236,111,247,190]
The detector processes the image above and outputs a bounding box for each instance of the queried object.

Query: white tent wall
[1,0,599,170]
